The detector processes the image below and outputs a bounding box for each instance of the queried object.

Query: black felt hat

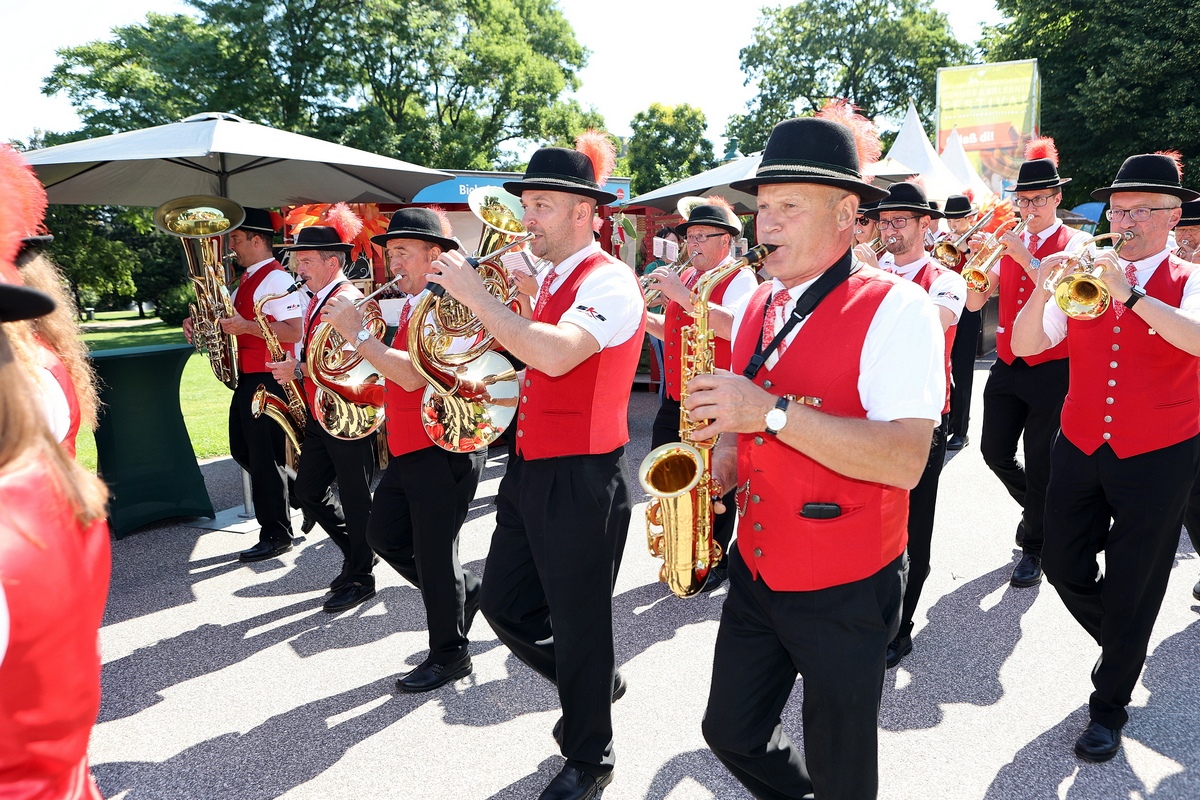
[1176,200,1200,227]
[239,207,281,236]
[942,194,977,219]
[729,117,889,202]
[279,225,354,253]
[1008,159,1071,192]
[1092,154,1200,203]
[504,147,618,205]
[675,203,742,237]
[864,181,943,219]
[0,283,55,322]
[371,208,458,251]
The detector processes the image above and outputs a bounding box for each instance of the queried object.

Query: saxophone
[638,243,777,597]
[250,280,307,469]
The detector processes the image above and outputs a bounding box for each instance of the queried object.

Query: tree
[983,0,1200,208]
[44,205,138,313]
[625,104,717,196]
[726,0,971,152]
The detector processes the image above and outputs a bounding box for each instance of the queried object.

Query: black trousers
[229,372,292,546]
[898,414,949,639]
[948,308,981,439]
[703,550,906,800]
[294,417,376,588]
[1042,433,1199,729]
[367,446,484,662]
[480,448,630,778]
[651,397,737,563]
[1185,458,1200,554]
[980,357,1069,554]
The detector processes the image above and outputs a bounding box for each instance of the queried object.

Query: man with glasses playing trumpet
[938,194,984,451]
[1011,152,1200,764]
[643,197,758,591]
[965,137,1090,589]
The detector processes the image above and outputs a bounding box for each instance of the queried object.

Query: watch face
[766,408,787,431]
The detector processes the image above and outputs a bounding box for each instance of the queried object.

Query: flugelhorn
[642,251,694,307]
[1043,232,1133,319]
[154,195,245,389]
[931,208,997,268]
[961,217,1029,293]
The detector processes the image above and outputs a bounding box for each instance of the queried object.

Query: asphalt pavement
[90,360,1200,799]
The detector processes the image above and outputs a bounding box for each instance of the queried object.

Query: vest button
[517,430,524,437]
[1110,361,1118,369]
[519,413,525,421]
[1108,380,1116,387]
[524,379,531,387]
[1019,287,1025,293]
[1106,397,1114,404]
[754,548,763,558]
[1103,432,1112,440]
[753,523,763,531]
[751,494,761,503]
[763,380,773,389]
[1111,344,1119,351]
[668,355,674,360]
[1104,415,1113,423]
[754,436,765,445]
[1113,327,1121,334]
[1017,299,1023,305]
[1020,275,1027,282]
[522,395,528,403]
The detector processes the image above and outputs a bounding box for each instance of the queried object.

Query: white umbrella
[23,112,453,207]
[622,155,763,214]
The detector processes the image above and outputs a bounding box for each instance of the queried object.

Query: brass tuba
[250,280,307,468]
[1043,231,1133,319]
[640,243,777,598]
[961,217,1029,293]
[306,290,389,440]
[931,207,997,268]
[154,195,245,389]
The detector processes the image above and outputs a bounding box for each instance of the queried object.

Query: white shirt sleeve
[859,280,946,423]
[1181,266,1200,314]
[256,270,304,321]
[929,270,967,324]
[34,367,71,443]
[717,269,760,310]
[558,263,645,349]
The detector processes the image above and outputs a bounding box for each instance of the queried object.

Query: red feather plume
[575,129,616,186]
[1157,150,1184,179]
[427,204,454,236]
[324,202,363,245]
[1025,136,1059,166]
[963,188,976,203]
[703,195,735,214]
[0,145,48,242]
[906,174,928,190]
[815,99,882,168]
[268,210,285,233]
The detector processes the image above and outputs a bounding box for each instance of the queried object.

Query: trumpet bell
[962,267,992,294]
[931,241,963,268]
[153,195,245,238]
[1053,274,1110,320]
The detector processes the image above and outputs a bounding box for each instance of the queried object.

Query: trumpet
[931,208,997,268]
[865,236,888,256]
[961,217,1029,293]
[1042,232,1133,319]
[1177,236,1197,261]
[642,252,694,307]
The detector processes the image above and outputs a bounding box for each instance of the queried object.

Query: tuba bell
[1043,231,1133,319]
[154,195,245,389]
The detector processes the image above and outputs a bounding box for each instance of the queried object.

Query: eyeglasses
[876,216,919,230]
[1013,195,1056,208]
[1105,207,1176,222]
[684,232,728,244]
[855,217,871,226]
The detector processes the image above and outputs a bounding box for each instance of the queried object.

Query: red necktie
[1028,233,1040,256]
[534,267,559,318]
[398,299,413,331]
[762,289,792,355]
[1114,263,1139,319]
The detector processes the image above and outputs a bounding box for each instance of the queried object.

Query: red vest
[0,454,110,800]
[996,225,1074,366]
[662,265,749,400]
[232,260,286,375]
[1061,255,1200,458]
[34,339,81,459]
[516,252,646,459]
[731,273,910,591]
[383,315,434,458]
[913,262,958,415]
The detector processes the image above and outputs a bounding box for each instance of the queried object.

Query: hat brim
[1092,183,1200,203]
[238,225,279,235]
[0,284,56,322]
[728,174,890,203]
[370,230,459,252]
[674,219,741,237]
[278,242,354,253]
[942,206,978,219]
[1006,176,1071,192]
[1177,217,1200,228]
[864,202,945,220]
[502,179,618,206]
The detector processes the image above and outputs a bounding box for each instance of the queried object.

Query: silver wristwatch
[765,397,790,435]
[354,328,372,346]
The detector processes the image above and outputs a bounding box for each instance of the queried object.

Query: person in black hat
[184,207,307,564]
[965,137,1091,589]
[854,199,882,252]
[1012,151,1200,764]
[683,107,944,800]
[1174,199,1200,263]
[322,207,485,691]
[643,197,758,593]
[937,194,984,451]
[267,218,378,613]
[428,131,642,800]
[860,181,966,670]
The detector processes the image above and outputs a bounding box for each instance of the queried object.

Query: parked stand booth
[90,343,214,537]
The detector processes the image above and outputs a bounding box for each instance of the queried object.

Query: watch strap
[1126,284,1146,308]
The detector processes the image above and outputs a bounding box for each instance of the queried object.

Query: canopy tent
[883,101,964,205]
[939,128,994,202]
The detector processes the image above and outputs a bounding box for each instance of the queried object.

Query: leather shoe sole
[323,584,376,613]
[238,540,293,563]
[1074,721,1121,763]
[395,655,472,693]
[537,765,612,800]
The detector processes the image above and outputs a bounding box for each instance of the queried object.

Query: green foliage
[626,103,717,196]
[726,0,972,152]
[44,205,137,312]
[155,284,195,327]
[983,0,1200,208]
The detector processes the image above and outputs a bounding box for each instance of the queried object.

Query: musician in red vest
[685,108,944,800]
[1012,153,1200,763]
[268,221,378,613]
[965,138,1090,588]
[938,194,983,451]
[182,208,305,563]
[862,181,966,669]
[643,197,758,591]
[323,208,485,691]
[429,132,644,800]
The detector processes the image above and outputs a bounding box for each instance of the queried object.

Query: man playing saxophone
[683,106,944,800]
[322,208,485,691]
[183,208,304,563]
[643,197,758,591]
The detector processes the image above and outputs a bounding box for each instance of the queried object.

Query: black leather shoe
[238,540,293,563]
[463,586,481,637]
[1193,576,1200,602]
[536,765,613,800]
[300,512,317,534]
[1011,552,1043,588]
[330,555,380,592]
[1015,521,1026,547]
[323,582,376,613]
[886,634,912,668]
[947,434,969,451]
[1074,721,1121,763]
[554,672,627,745]
[699,563,727,593]
[395,653,472,692]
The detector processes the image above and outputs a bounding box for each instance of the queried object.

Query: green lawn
[79,321,233,472]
